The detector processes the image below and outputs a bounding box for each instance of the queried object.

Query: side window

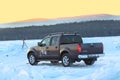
[41,37,51,46]
[60,35,83,44]
[51,36,59,46]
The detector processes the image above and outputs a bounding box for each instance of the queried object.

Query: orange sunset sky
[0,0,120,24]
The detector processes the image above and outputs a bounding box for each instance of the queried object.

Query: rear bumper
[78,53,104,59]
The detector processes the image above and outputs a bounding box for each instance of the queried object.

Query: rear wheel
[28,53,38,65]
[84,59,95,65]
[62,53,72,67]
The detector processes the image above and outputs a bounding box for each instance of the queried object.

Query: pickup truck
[27,33,104,67]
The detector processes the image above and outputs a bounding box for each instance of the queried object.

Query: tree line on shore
[0,20,120,40]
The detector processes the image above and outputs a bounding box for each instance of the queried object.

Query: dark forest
[0,20,120,40]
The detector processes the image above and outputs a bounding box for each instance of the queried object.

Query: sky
[0,0,120,24]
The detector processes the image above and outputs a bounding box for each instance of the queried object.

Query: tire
[62,53,72,67]
[28,53,38,65]
[84,59,95,65]
[50,61,59,64]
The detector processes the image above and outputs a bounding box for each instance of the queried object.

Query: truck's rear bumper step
[78,53,104,59]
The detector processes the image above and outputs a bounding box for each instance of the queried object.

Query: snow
[0,36,120,80]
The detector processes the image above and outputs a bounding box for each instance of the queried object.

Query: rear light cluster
[77,44,81,53]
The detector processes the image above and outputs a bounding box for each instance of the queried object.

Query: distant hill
[0,14,120,28]
[15,18,48,22]
[0,20,120,40]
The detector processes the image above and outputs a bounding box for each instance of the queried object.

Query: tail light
[77,44,81,53]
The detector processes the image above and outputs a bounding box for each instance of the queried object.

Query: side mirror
[38,42,41,46]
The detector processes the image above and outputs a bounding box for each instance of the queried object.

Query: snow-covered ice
[0,36,120,80]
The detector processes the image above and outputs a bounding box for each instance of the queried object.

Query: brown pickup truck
[27,33,104,67]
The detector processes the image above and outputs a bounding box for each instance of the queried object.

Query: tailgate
[81,43,103,54]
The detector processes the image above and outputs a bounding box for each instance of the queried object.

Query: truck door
[40,37,51,58]
[40,36,59,59]
[47,36,60,59]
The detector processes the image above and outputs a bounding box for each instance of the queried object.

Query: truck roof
[48,32,80,37]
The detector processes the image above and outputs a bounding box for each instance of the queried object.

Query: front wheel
[62,53,72,67]
[28,53,38,65]
[84,59,96,65]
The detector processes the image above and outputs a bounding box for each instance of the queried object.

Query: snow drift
[0,36,120,80]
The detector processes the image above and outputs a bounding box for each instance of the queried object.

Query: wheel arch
[27,51,35,59]
[27,48,38,59]
[60,49,71,60]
